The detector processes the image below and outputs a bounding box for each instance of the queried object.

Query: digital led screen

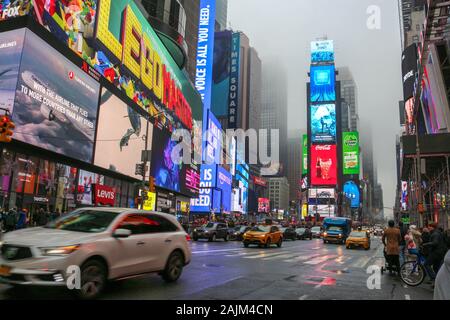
[205,109,223,164]
[217,166,232,213]
[0,28,25,113]
[95,88,152,179]
[310,65,336,102]
[12,29,100,163]
[258,198,270,213]
[311,40,334,63]
[302,135,308,175]
[211,30,232,117]
[342,132,360,175]
[311,144,337,186]
[190,165,220,213]
[310,103,336,143]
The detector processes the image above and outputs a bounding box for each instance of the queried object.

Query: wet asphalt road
[0,237,434,300]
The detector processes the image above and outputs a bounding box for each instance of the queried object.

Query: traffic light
[0,115,15,143]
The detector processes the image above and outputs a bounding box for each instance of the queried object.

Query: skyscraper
[260,60,288,176]
[337,67,358,131]
[215,0,228,31]
[287,135,302,202]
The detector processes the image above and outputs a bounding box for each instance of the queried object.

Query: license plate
[0,266,11,276]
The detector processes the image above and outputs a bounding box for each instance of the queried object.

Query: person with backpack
[4,208,18,232]
[398,221,408,265]
[422,222,447,280]
[434,229,450,300]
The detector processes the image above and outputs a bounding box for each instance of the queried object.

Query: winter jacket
[434,250,450,300]
[382,227,401,255]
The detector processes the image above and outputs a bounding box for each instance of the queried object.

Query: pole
[415,118,423,227]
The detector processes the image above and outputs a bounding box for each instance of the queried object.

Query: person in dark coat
[398,221,408,265]
[423,222,447,280]
[382,220,402,275]
[16,208,27,230]
[4,208,18,232]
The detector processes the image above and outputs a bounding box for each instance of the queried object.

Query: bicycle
[399,250,434,287]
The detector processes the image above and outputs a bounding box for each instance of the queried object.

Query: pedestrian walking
[433,229,450,300]
[4,208,18,232]
[16,208,27,230]
[422,222,447,280]
[382,220,402,275]
[398,221,408,265]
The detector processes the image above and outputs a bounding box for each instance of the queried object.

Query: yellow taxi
[345,230,371,250]
[242,225,283,248]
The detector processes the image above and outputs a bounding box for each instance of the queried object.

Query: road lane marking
[405,294,411,300]
[353,256,372,269]
[243,251,291,259]
[262,253,295,260]
[284,254,320,263]
[304,255,337,265]
[192,248,244,254]
[299,295,309,300]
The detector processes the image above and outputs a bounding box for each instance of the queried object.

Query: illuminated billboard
[342,132,360,175]
[95,88,152,179]
[228,32,240,128]
[0,0,32,21]
[402,43,418,101]
[211,30,232,117]
[311,145,337,186]
[217,166,232,213]
[190,165,220,213]
[258,198,270,213]
[195,0,216,112]
[205,110,223,164]
[25,0,202,132]
[302,135,308,175]
[311,104,336,143]
[310,65,336,102]
[311,40,334,63]
[0,28,25,112]
[12,29,100,163]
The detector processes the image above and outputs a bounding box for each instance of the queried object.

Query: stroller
[380,246,400,275]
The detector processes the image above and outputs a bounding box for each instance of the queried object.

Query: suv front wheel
[76,259,107,300]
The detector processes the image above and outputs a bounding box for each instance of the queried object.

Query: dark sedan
[296,227,313,240]
[281,227,297,241]
[230,226,251,241]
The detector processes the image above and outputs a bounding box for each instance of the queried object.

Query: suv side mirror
[113,228,131,238]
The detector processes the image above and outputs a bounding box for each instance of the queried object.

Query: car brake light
[185,234,191,241]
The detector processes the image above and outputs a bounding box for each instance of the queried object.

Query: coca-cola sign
[253,176,267,187]
[94,185,116,206]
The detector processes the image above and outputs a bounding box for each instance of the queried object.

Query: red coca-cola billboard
[311,145,337,186]
[253,176,267,187]
[94,185,116,206]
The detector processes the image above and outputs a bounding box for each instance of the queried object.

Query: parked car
[311,226,322,238]
[242,225,283,248]
[281,227,297,241]
[295,227,313,240]
[0,208,191,299]
[346,230,371,250]
[230,226,251,241]
[192,222,229,242]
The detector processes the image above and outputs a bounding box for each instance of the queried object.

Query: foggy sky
[228,0,403,217]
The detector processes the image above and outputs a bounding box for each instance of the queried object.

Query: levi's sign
[95,185,116,206]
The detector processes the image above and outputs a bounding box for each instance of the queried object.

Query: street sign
[135,163,144,176]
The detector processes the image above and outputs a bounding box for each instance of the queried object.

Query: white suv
[0,208,191,299]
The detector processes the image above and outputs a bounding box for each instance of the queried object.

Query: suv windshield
[350,232,367,238]
[251,225,271,232]
[45,210,119,233]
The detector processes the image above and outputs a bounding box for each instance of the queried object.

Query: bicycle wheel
[400,261,426,287]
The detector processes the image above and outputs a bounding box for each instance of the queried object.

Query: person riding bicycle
[382,220,402,275]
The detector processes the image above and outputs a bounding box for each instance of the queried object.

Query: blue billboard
[190,165,219,213]
[217,166,232,213]
[228,32,240,128]
[310,104,336,143]
[310,65,336,102]
[343,181,360,208]
[311,40,335,63]
[211,31,232,117]
[195,0,216,111]
[205,110,223,165]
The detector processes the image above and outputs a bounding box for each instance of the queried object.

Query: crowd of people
[382,219,450,300]
[0,207,64,232]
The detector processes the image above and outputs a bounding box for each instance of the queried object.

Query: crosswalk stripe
[243,251,291,259]
[304,255,337,265]
[284,254,320,263]
[262,253,295,260]
[352,256,372,269]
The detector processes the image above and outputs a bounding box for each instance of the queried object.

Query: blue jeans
[399,245,406,265]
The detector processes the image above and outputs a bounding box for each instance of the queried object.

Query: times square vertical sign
[228,32,240,129]
[195,0,216,141]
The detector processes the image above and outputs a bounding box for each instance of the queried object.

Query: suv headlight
[40,245,81,256]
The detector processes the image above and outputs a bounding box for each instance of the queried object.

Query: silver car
[0,207,191,299]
